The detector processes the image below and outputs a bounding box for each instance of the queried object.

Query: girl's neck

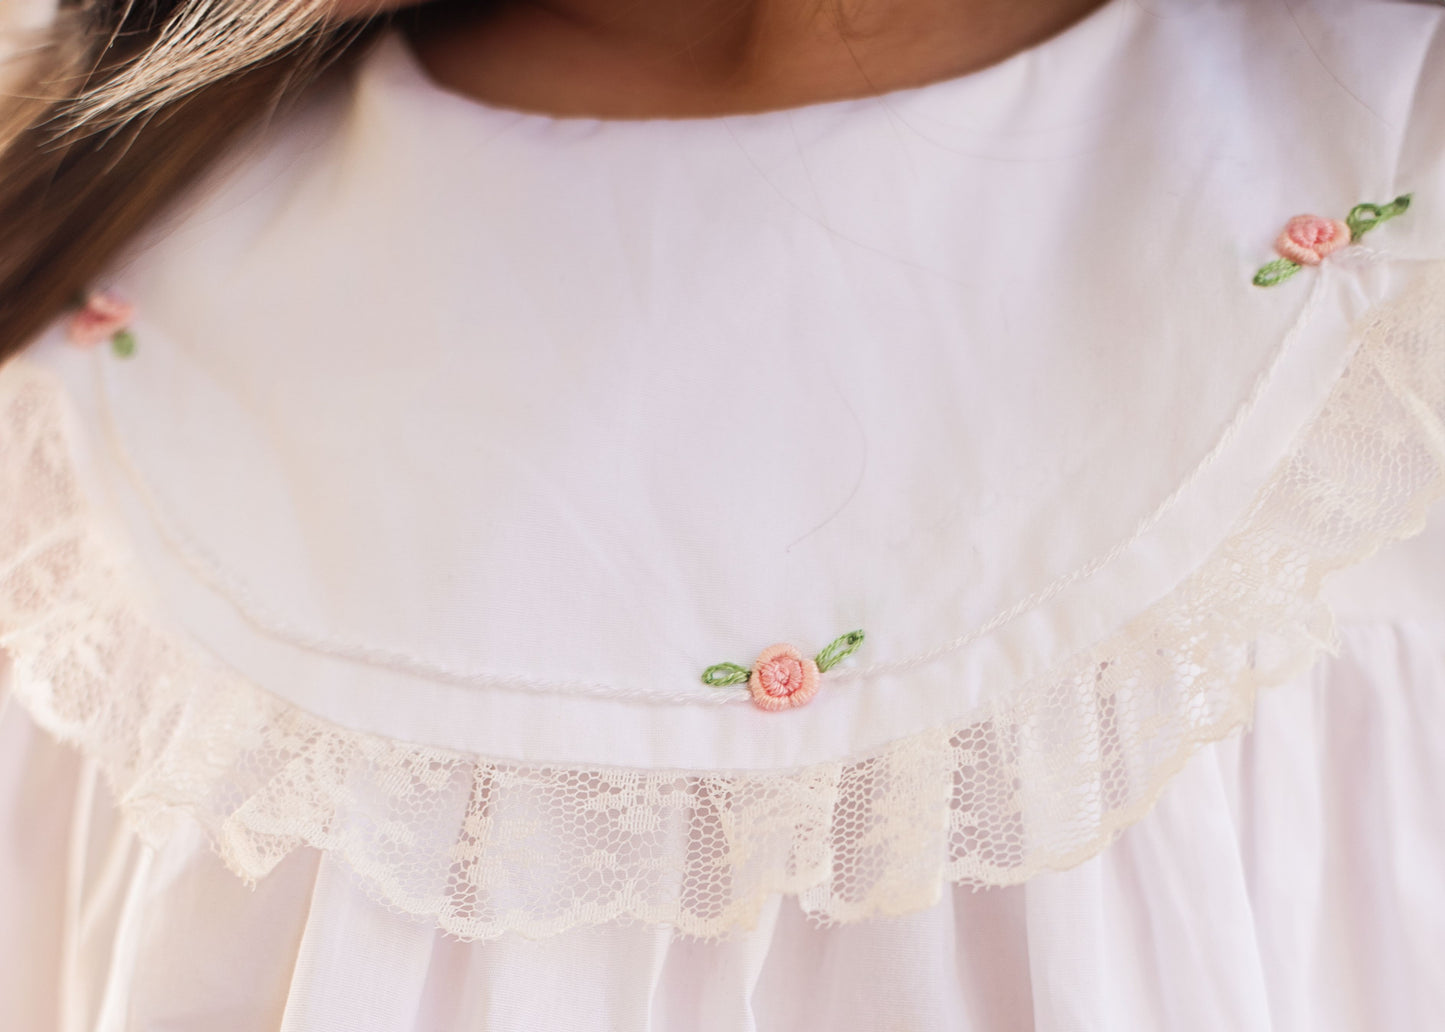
[407,0,1109,120]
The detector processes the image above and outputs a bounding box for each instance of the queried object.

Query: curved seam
[85,270,1329,703]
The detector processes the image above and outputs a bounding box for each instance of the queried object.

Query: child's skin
[351,0,1110,120]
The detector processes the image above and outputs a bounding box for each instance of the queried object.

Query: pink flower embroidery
[1274,215,1352,267]
[67,291,135,348]
[748,644,821,712]
[1253,196,1411,287]
[701,629,862,708]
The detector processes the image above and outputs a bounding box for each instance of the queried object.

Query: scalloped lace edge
[2,260,1443,941]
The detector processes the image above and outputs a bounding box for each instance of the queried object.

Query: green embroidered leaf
[1253,258,1301,288]
[110,329,137,358]
[1347,203,1384,238]
[814,629,865,672]
[701,662,751,688]
[1347,194,1411,240]
[1383,194,1413,218]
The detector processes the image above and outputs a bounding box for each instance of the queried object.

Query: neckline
[375,0,1132,130]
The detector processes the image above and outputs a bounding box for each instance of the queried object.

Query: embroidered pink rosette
[702,630,864,711]
[1253,195,1411,286]
[66,291,138,356]
[1274,215,1352,267]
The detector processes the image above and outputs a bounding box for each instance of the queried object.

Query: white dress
[2,0,1444,1027]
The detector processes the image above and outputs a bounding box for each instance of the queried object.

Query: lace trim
[3,260,1444,941]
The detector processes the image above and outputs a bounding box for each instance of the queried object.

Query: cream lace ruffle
[3,260,1444,941]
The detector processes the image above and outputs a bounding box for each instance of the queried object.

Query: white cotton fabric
[2,0,1445,1025]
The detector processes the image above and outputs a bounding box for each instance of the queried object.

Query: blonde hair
[71,0,338,126]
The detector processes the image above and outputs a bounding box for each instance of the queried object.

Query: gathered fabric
[5,614,1445,1030]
